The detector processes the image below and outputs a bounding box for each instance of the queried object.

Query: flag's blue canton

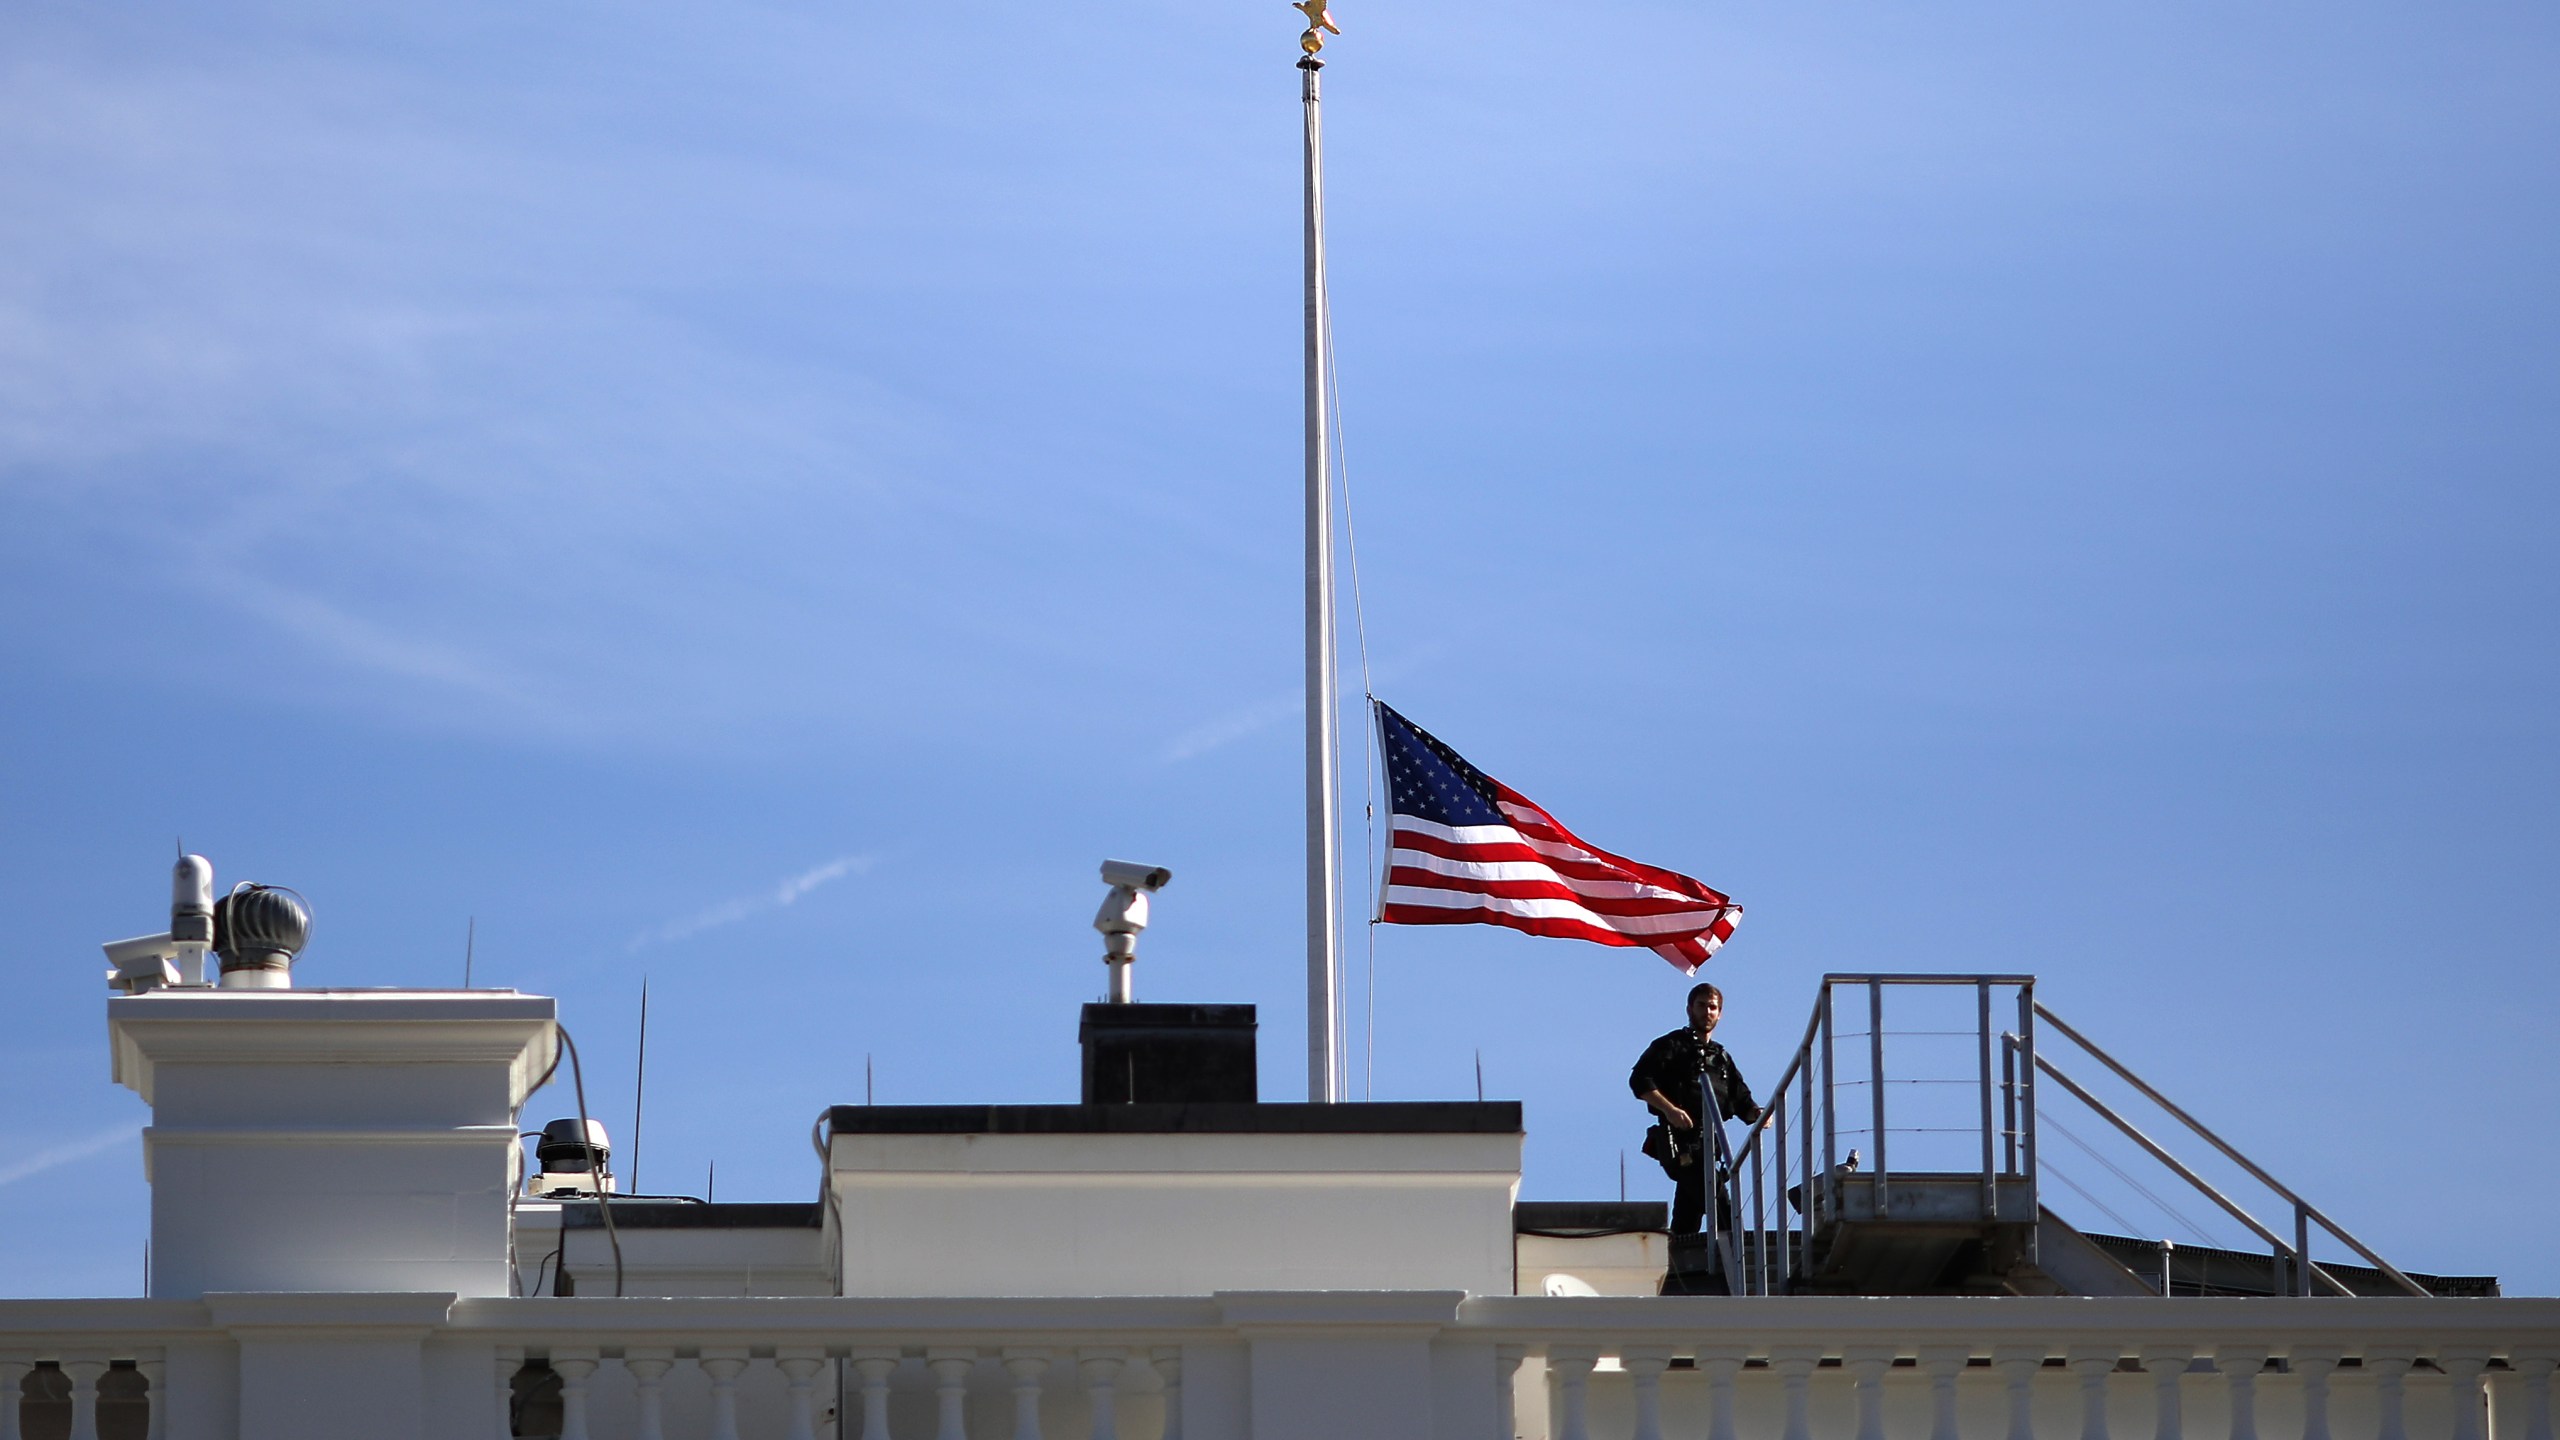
[1377,702,1506,828]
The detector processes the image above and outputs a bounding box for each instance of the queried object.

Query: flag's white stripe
[1387,848,1703,904]
[1384,884,1732,937]
[1389,814,1526,847]
[1390,814,1630,872]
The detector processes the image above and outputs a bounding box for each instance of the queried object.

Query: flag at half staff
[1375,700,1742,974]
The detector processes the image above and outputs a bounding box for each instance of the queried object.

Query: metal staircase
[1681,974,2441,1298]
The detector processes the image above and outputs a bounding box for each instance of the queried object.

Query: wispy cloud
[0,1123,138,1189]
[1162,690,1302,763]
[626,854,874,952]
[1161,654,1439,763]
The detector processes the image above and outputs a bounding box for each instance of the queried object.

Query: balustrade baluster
[851,1350,901,1440]
[1150,1347,1185,1440]
[62,1355,107,1440]
[1697,1349,1748,1440]
[2365,1350,2417,1440]
[1625,1349,1674,1440]
[1918,1346,1971,1440]
[701,1349,752,1440]
[1002,1349,1051,1440]
[2441,1350,2491,1440]
[551,1350,600,1440]
[137,1355,165,1440]
[0,1351,27,1440]
[2067,1347,2121,1440]
[2140,1348,2194,1440]
[1993,1347,2046,1440]
[625,1350,674,1440]
[1546,1350,1597,1440]
[780,1348,830,1440]
[1494,1346,1529,1440]
[2215,1349,2268,1440]
[2288,1351,2340,1440]
[1847,1347,1896,1440]
[1078,1350,1127,1440]
[491,1347,523,1440]
[2511,1349,2557,1440]
[928,1349,976,1440]
[1771,1347,1824,1440]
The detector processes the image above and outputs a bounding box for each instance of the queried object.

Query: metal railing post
[2015,983,2039,1229]
[2295,1203,2313,1297]
[2001,1033,2019,1175]
[1868,979,1888,1215]
[1977,979,1996,1220]
[1820,984,1838,1224]
[1799,1043,1816,1279]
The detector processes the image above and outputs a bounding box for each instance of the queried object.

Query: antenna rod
[1301,45,1342,1105]
[630,977,649,1195]
[463,917,476,989]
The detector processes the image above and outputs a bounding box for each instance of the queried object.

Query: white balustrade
[61,1354,106,1440]
[551,1348,599,1440]
[1697,1347,1747,1440]
[850,1348,899,1440]
[778,1347,828,1440]
[2369,1347,2418,1440]
[2515,1348,2558,1440]
[2441,1347,2490,1440]
[1771,1345,1823,1440]
[1844,1346,1893,1440]
[2294,1347,2341,1440]
[1004,1348,1052,1440]
[927,1348,975,1440]
[1077,1348,1126,1440]
[0,1352,28,1440]
[2142,1346,2193,1440]
[1150,1345,1184,1440]
[1549,1347,1598,1440]
[2216,1348,2267,1440]
[1496,1343,1531,1440]
[701,1348,751,1440]
[2068,1346,2120,1440]
[492,1345,522,1440]
[1994,1345,2046,1440]
[0,1291,2555,1440]
[1621,1347,1672,1440]
[626,1348,675,1440]
[1919,1344,1970,1440]
[137,1355,165,1440]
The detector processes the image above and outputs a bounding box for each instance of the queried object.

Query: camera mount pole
[1298,13,1342,1104]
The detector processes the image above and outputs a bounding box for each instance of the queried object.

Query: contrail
[0,1123,138,1189]
[626,854,875,952]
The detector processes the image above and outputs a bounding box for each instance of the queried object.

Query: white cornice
[109,990,557,1105]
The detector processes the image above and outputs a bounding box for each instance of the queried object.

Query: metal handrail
[2033,1003,2430,1298]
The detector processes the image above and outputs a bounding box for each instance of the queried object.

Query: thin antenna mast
[1298,0,1344,1104]
[630,977,649,1195]
[463,917,476,989]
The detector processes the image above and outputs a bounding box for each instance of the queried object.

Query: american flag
[1375,700,1742,974]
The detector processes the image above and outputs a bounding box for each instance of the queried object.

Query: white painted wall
[828,1130,1521,1297]
[110,989,556,1298]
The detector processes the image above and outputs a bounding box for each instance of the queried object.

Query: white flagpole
[1300,35,1342,1104]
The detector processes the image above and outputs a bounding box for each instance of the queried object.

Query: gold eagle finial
[1293,0,1340,55]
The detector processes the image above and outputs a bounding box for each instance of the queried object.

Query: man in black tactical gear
[1629,981,1762,1236]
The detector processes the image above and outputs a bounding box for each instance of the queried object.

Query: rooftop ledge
[825,1101,1523,1136]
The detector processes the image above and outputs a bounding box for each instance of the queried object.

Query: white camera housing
[1099,860,1171,892]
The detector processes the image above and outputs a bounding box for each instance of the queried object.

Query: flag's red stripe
[1385,863,1732,918]
[1387,827,1715,892]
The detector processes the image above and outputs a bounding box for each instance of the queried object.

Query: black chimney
[1079,1003,1257,1104]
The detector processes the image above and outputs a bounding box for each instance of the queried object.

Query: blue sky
[4,0,2555,1296]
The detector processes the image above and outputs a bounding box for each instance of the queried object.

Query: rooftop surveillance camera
[1093,860,1172,1004]
[102,854,224,994]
